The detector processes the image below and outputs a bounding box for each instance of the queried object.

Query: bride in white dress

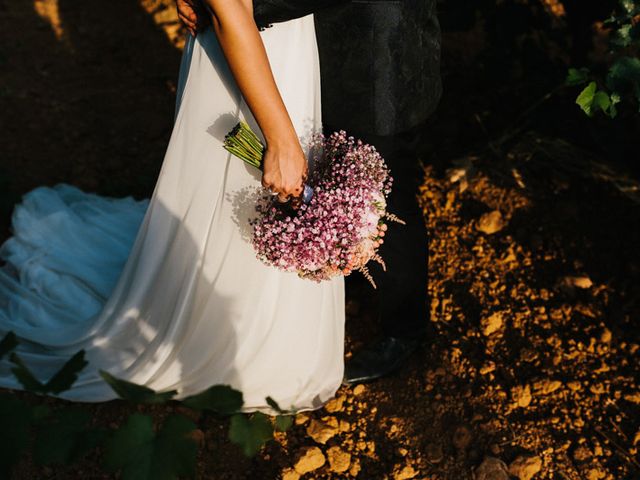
[0,1,344,414]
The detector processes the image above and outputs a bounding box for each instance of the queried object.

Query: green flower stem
[224,121,265,170]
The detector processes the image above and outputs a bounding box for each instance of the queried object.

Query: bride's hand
[261,137,308,202]
[176,0,210,36]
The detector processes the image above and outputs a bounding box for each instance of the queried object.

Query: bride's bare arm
[204,0,307,200]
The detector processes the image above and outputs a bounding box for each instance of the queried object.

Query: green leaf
[265,396,285,414]
[593,90,612,114]
[182,384,243,415]
[152,415,199,479]
[0,394,34,477]
[228,412,273,457]
[274,415,294,432]
[9,352,46,392]
[576,82,613,117]
[9,350,88,394]
[45,350,88,394]
[566,67,590,86]
[607,56,640,96]
[33,408,105,465]
[103,413,155,478]
[99,370,177,404]
[0,332,18,359]
[103,413,198,480]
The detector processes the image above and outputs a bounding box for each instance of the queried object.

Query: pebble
[475,457,510,480]
[281,468,300,480]
[477,210,506,235]
[453,425,472,450]
[508,455,542,480]
[353,384,366,396]
[306,417,339,444]
[482,312,504,336]
[293,446,326,475]
[425,443,444,464]
[326,446,351,473]
[512,384,533,408]
[393,464,418,480]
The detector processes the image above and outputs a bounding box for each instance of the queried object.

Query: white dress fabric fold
[0,15,345,414]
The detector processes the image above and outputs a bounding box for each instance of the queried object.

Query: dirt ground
[1,1,639,479]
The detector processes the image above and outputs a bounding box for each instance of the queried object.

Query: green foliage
[266,396,294,432]
[228,412,274,457]
[33,408,107,465]
[0,394,36,477]
[0,330,287,477]
[182,384,244,414]
[569,0,640,117]
[9,349,88,394]
[103,413,198,480]
[99,370,177,404]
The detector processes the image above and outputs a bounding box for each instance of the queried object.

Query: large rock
[508,455,542,480]
[293,446,326,475]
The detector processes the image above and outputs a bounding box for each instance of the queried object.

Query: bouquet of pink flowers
[224,122,403,287]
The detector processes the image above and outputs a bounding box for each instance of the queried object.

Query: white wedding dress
[0,14,345,414]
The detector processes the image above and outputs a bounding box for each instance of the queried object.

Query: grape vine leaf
[103,413,198,480]
[265,396,294,432]
[576,82,614,117]
[9,352,47,392]
[0,394,35,477]
[566,67,590,86]
[0,331,17,359]
[228,412,273,457]
[181,384,243,414]
[33,407,106,465]
[9,350,88,394]
[45,350,88,393]
[99,370,177,404]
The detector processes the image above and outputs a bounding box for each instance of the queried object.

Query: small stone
[281,468,300,480]
[633,430,640,446]
[293,446,326,475]
[600,328,612,344]
[306,417,339,444]
[482,312,504,336]
[477,210,506,235]
[453,425,472,450]
[567,381,582,391]
[425,443,444,464]
[353,384,366,396]
[480,362,496,375]
[349,457,361,477]
[508,455,542,480]
[295,412,310,425]
[339,419,351,432]
[573,445,592,462]
[324,395,345,413]
[512,384,532,408]
[327,446,351,473]
[393,464,418,480]
[533,379,562,395]
[585,466,607,480]
[624,392,640,404]
[475,457,510,480]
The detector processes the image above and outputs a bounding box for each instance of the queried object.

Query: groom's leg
[324,122,429,342]
[367,126,429,337]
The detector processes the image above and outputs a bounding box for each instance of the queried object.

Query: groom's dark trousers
[254,0,443,336]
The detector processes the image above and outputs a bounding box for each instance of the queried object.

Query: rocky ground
[1,1,639,479]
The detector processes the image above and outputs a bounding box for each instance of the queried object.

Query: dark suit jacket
[254,0,442,136]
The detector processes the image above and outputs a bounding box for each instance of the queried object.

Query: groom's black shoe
[343,334,424,385]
